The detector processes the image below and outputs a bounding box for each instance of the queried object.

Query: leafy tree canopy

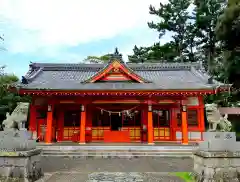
[0,71,30,117]
[127,0,240,106]
[83,54,112,64]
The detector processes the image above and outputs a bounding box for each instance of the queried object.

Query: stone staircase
[37,145,197,158]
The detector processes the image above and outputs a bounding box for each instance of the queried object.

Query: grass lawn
[170,172,194,182]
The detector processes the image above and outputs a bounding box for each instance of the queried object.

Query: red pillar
[57,110,64,141]
[45,104,54,144]
[141,106,148,142]
[79,104,86,144]
[181,104,188,145]
[142,107,148,126]
[198,96,205,140]
[86,105,92,142]
[147,104,154,144]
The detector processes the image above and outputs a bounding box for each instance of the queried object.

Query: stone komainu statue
[205,103,232,132]
[2,102,29,130]
[0,102,36,151]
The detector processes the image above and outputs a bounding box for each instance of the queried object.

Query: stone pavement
[42,172,184,182]
[37,156,193,182]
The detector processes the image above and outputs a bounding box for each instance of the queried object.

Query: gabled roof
[83,59,150,83]
[18,60,229,92]
[16,47,229,93]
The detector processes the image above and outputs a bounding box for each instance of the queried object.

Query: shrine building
[16,49,229,145]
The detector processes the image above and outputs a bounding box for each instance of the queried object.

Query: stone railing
[193,132,240,181]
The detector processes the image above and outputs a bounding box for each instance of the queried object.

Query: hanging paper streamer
[95,105,139,116]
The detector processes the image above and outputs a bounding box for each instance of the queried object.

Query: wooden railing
[63,127,80,140]
[153,127,170,141]
[91,127,141,141]
[92,127,110,141]
[121,127,141,141]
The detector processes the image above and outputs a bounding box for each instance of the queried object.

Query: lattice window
[92,109,111,127]
[177,109,198,127]
[122,110,141,127]
[153,110,170,127]
[187,109,198,126]
[64,110,80,127]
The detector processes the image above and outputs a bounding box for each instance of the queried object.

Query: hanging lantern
[109,112,111,116]
[119,112,121,116]
[101,109,103,115]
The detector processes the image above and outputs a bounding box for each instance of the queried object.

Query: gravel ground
[37,156,193,182]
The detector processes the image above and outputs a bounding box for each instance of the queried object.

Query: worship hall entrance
[34,100,203,144]
[110,114,122,131]
[35,103,178,143]
[91,104,141,142]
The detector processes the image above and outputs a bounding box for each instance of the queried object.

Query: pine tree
[128,46,149,63]
[194,0,227,73]
[216,0,240,88]
[148,0,191,62]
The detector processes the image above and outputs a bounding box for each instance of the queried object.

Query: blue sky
[0,0,169,77]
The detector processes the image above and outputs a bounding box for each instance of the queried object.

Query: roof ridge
[29,62,202,71]
[127,61,201,66]
[31,62,104,67]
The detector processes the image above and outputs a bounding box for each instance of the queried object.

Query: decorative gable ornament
[81,48,150,83]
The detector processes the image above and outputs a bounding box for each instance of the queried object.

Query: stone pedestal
[193,151,240,182]
[0,149,43,182]
[202,132,236,141]
[193,132,240,181]
[199,132,239,151]
[0,130,36,151]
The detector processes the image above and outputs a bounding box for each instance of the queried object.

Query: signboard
[187,97,199,106]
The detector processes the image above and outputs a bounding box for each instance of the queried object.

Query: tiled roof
[18,62,226,91]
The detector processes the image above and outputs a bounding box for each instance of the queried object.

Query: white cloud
[0,0,166,53]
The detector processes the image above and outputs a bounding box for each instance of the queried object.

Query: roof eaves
[190,66,226,86]
[18,85,216,91]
